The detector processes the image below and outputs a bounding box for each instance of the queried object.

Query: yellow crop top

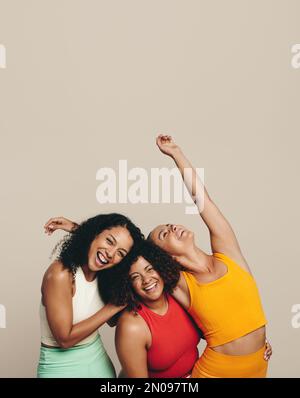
[182,252,267,347]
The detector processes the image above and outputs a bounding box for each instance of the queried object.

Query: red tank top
[137,294,200,378]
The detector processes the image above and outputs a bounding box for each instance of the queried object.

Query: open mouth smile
[143,282,158,293]
[96,251,109,267]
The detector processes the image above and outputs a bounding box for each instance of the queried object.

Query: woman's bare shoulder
[117,310,147,333]
[42,261,72,288]
[116,309,150,346]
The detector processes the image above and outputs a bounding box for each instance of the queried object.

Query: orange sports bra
[182,252,267,347]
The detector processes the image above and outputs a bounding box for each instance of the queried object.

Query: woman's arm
[156,134,249,271]
[171,272,191,310]
[44,217,79,235]
[115,312,149,378]
[42,261,125,348]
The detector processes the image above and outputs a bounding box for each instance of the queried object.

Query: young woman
[147,134,271,377]
[37,213,143,378]
[114,240,202,378]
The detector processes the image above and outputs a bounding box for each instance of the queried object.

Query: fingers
[44,225,54,235]
[264,341,273,361]
[44,217,62,229]
[156,135,162,146]
[156,134,173,144]
[44,217,63,235]
[44,223,58,235]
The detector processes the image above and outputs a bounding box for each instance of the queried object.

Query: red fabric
[137,294,200,378]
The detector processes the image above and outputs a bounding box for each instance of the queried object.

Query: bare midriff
[211,326,266,356]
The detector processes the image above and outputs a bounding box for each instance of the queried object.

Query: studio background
[0,0,299,377]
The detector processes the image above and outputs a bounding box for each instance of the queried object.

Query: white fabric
[40,266,103,347]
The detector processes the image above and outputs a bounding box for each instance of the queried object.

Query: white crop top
[40,266,103,347]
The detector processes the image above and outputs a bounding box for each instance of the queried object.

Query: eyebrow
[158,224,169,240]
[108,234,117,243]
[129,264,152,277]
[108,234,128,254]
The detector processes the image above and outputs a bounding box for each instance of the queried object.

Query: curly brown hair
[53,213,144,278]
[98,239,185,311]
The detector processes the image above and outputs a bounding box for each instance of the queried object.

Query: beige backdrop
[1,0,300,377]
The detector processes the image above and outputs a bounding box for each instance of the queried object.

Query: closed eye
[162,231,168,239]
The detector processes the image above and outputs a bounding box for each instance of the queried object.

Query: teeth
[97,252,108,264]
[144,283,157,291]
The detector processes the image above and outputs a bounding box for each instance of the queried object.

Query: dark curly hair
[98,239,184,311]
[55,213,144,279]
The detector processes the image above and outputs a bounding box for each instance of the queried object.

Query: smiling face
[87,226,134,271]
[129,256,164,303]
[149,224,194,256]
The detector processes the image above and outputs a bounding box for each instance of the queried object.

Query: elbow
[58,341,72,349]
[57,340,71,349]
[56,336,74,349]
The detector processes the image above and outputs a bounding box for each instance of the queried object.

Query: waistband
[192,345,268,378]
[40,333,101,352]
[205,344,266,360]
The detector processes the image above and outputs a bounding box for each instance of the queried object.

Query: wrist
[170,146,182,159]
[70,222,79,233]
[107,303,126,316]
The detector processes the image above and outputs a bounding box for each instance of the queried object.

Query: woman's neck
[81,264,97,282]
[178,245,213,274]
[143,293,168,315]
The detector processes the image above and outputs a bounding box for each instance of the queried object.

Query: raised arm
[156,134,249,271]
[42,261,125,348]
[44,217,79,235]
[115,312,149,378]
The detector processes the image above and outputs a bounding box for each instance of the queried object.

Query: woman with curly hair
[113,240,202,378]
[37,213,143,378]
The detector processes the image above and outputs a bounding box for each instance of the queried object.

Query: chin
[185,230,194,242]
[150,288,164,301]
[88,259,105,272]
[88,263,100,272]
[145,293,162,302]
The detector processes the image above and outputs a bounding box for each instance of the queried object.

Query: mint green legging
[37,335,116,378]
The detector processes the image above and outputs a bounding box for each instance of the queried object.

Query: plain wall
[0,0,300,377]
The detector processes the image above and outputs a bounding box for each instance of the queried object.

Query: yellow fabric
[192,345,268,378]
[182,252,267,347]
